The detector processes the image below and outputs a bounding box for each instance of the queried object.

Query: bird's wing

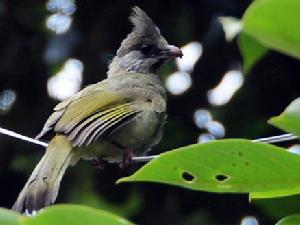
[36,82,140,147]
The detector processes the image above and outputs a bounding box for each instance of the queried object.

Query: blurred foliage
[269,97,300,138]
[255,196,300,221]
[239,0,300,73]
[0,0,300,225]
[276,214,300,225]
[0,208,20,225]
[242,0,300,60]
[20,205,134,225]
[238,32,267,73]
[0,205,134,225]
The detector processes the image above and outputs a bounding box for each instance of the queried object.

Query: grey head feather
[108,6,169,77]
[116,6,164,57]
[130,6,161,38]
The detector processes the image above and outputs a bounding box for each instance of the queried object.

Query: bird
[12,6,183,213]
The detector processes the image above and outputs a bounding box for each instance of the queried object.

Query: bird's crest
[129,6,161,37]
[115,6,163,58]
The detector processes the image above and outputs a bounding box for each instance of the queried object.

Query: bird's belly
[79,111,166,162]
[109,111,166,155]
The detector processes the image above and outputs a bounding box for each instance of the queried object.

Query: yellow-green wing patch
[55,90,126,133]
[69,103,139,147]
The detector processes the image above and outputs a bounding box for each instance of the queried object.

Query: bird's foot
[119,149,134,169]
[89,157,109,169]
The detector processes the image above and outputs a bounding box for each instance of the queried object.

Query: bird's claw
[119,149,134,169]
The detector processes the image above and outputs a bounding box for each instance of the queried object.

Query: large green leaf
[269,97,300,138]
[242,0,300,59]
[276,214,300,225]
[118,139,300,198]
[20,205,134,225]
[0,208,21,225]
[238,32,268,73]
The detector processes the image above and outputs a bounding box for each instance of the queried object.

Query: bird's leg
[119,149,134,169]
[89,157,109,169]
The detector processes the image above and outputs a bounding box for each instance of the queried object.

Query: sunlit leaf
[118,139,300,198]
[238,32,268,73]
[20,205,134,225]
[276,214,300,225]
[0,208,21,225]
[269,97,300,138]
[242,0,300,59]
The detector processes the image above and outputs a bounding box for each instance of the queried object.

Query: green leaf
[0,208,21,225]
[118,139,300,198]
[242,0,300,59]
[269,97,300,138]
[276,214,300,225]
[20,205,134,225]
[254,196,300,220]
[238,32,268,73]
[251,188,300,200]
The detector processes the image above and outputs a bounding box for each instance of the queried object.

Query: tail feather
[12,135,75,213]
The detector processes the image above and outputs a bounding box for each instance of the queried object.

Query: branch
[0,126,298,163]
[0,127,47,147]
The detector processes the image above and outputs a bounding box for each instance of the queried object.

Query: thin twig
[0,127,48,147]
[0,126,298,163]
[131,155,159,162]
[252,133,298,143]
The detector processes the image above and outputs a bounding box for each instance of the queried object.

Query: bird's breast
[108,109,166,155]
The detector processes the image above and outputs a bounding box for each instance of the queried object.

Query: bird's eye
[140,43,153,55]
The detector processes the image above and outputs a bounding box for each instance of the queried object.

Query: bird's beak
[161,45,183,59]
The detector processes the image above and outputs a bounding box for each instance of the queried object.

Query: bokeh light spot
[288,144,300,155]
[205,121,225,138]
[0,89,16,112]
[47,58,83,101]
[166,72,192,95]
[176,42,202,72]
[194,109,212,129]
[207,69,244,106]
[46,0,76,16]
[218,17,243,42]
[198,133,216,143]
[46,13,72,34]
[241,216,259,225]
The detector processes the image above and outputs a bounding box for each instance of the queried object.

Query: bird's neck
[107,56,160,77]
[107,56,125,77]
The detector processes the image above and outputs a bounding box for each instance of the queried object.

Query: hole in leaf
[181,171,196,182]
[215,174,229,182]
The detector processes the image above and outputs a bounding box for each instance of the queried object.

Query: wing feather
[72,104,138,147]
[86,108,138,146]
[88,110,137,145]
[55,91,123,133]
[37,80,143,147]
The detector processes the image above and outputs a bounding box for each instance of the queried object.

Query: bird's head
[108,6,183,77]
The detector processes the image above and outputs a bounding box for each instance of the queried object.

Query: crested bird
[12,6,183,213]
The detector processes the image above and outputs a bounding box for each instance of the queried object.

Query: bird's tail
[12,135,76,213]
